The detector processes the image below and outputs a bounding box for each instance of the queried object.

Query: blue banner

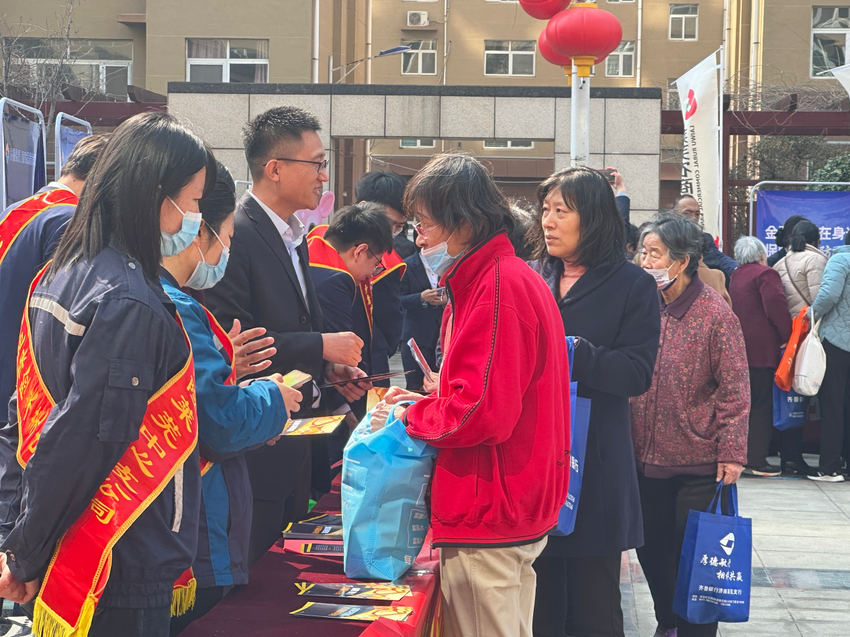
[58,126,89,176]
[757,190,850,259]
[3,112,43,208]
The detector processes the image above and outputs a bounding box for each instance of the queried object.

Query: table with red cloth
[180,481,441,637]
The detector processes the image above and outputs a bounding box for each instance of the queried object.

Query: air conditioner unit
[407,11,429,27]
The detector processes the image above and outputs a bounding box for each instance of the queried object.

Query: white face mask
[644,262,679,290]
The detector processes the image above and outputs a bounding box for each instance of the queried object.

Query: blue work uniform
[0,184,76,427]
[0,244,200,610]
[160,274,288,589]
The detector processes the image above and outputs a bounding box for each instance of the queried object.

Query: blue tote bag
[550,336,591,537]
[673,482,752,624]
[342,402,437,581]
[772,383,809,431]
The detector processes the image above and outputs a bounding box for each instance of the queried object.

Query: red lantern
[538,29,604,75]
[518,0,571,21]
[545,3,623,77]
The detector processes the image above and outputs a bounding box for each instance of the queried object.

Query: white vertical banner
[828,62,850,97]
[675,51,721,239]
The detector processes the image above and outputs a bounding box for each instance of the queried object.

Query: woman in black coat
[532,168,661,637]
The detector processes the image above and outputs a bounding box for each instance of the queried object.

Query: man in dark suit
[673,193,738,281]
[399,232,446,390]
[205,106,367,566]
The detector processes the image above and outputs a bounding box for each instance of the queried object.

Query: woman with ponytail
[773,220,827,315]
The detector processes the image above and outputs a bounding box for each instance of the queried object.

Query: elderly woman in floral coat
[631,214,750,637]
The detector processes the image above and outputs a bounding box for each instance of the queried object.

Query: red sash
[197,305,237,476]
[0,188,77,268]
[17,268,199,637]
[373,248,407,284]
[307,225,375,333]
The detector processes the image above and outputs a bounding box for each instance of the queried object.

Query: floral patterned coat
[630,276,750,473]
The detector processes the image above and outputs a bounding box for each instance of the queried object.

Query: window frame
[185,39,269,83]
[399,138,436,148]
[482,139,534,149]
[811,8,850,78]
[605,41,635,77]
[401,39,438,76]
[669,4,699,41]
[483,40,536,77]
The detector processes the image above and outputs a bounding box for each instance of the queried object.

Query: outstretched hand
[228,319,276,381]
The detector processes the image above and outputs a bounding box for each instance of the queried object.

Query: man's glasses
[263,157,330,174]
[367,249,386,277]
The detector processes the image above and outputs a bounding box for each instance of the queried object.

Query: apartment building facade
[2,1,848,205]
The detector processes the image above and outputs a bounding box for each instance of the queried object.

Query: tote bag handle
[707,481,738,517]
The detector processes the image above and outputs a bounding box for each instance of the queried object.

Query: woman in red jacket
[378,153,571,637]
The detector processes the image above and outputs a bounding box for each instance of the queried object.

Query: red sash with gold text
[17,268,198,637]
[0,188,77,268]
[307,225,375,333]
[373,248,407,285]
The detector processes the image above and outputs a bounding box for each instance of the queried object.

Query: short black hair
[673,194,698,207]
[199,161,236,238]
[625,223,640,251]
[790,220,821,252]
[355,171,406,215]
[534,167,625,268]
[325,203,394,256]
[243,106,322,179]
[403,153,514,247]
[60,133,109,180]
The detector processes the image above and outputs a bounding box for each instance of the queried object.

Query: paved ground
[622,454,850,637]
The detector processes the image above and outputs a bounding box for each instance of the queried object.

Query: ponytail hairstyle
[198,161,236,246]
[789,220,820,252]
[774,215,807,249]
[49,111,215,280]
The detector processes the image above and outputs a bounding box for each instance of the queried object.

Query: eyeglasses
[367,248,386,277]
[263,157,330,174]
[413,220,437,237]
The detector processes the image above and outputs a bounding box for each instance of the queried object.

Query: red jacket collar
[443,231,515,291]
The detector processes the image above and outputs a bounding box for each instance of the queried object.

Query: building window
[812,7,850,76]
[484,40,535,76]
[669,4,699,40]
[400,139,436,148]
[667,78,680,110]
[186,39,269,83]
[605,41,635,77]
[401,40,437,75]
[483,139,534,149]
[5,38,133,99]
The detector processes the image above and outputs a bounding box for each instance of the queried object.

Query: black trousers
[170,585,232,636]
[747,367,775,467]
[532,552,624,637]
[636,473,723,637]
[89,606,171,637]
[247,452,311,568]
[818,339,850,473]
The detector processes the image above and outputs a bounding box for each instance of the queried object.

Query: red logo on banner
[684,89,698,120]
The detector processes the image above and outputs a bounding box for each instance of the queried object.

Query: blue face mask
[185,227,230,290]
[161,197,202,257]
[420,233,466,277]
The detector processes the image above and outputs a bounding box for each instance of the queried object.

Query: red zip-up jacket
[405,232,571,547]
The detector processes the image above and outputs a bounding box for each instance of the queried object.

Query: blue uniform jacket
[0,244,200,608]
[161,275,288,588]
[0,185,76,426]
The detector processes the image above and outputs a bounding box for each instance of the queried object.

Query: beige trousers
[439,537,547,637]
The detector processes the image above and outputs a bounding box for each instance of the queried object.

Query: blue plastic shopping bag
[772,383,809,431]
[550,336,591,537]
[673,483,752,624]
[342,402,437,581]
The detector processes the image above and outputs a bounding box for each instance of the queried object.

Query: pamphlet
[282,415,345,436]
[407,338,433,376]
[282,370,312,388]
[295,582,411,601]
[281,522,343,540]
[283,541,344,555]
[291,602,413,622]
